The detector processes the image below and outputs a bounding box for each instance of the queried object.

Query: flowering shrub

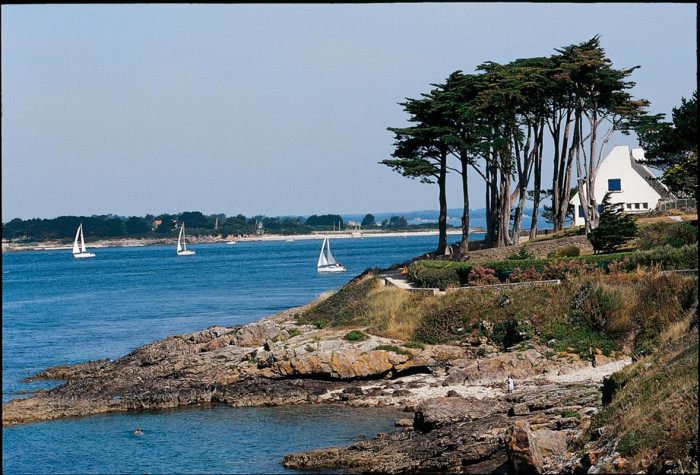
[506,267,540,283]
[542,259,597,280]
[607,256,631,274]
[467,265,500,286]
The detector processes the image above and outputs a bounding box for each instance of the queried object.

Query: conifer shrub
[589,192,638,253]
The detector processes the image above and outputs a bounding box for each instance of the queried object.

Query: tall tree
[433,71,490,255]
[555,36,648,234]
[382,95,451,254]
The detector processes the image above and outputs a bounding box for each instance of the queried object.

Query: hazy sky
[2,3,697,221]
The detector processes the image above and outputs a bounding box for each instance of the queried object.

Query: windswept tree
[432,71,490,255]
[635,90,697,199]
[555,36,648,234]
[382,94,451,254]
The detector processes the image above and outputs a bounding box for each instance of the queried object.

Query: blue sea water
[2,234,456,474]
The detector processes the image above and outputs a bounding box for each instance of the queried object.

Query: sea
[2,234,461,474]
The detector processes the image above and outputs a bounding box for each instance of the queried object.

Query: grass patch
[374,344,413,359]
[299,274,381,328]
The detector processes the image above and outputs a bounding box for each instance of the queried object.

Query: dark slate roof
[629,154,674,200]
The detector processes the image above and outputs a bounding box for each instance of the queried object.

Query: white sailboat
[72,223,95,259]
[316,237,346,273]
[176,223,196,256]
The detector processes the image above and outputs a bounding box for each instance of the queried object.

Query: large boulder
[413,396,507,432]
[505,420,544,474]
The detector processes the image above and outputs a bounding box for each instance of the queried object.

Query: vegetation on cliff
[574,312,698,473]
[299,267,696,360]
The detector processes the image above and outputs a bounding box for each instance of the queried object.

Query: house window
[643,203,648,209]
[608,179,622,191]
[578,206,584,218]
[626,203,632,209]
[635,203,640,209]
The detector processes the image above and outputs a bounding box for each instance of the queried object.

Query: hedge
[409,244,698,289]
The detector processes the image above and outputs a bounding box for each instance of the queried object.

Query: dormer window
[608,179,622,192]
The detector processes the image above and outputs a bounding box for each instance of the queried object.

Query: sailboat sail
[325,239,337,265]
[80,225,87,253]
[72,223,95,258]
[316,237,346,272]
[73,225,81,254]
[317,238,329,267]
[176,223,195,256]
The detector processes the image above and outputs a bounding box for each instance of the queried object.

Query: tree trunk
[459,154,470,256]
[485,151,498,248]
[529,132,543,239]
[436,150,448,254]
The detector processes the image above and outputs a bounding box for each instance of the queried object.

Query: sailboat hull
[177,250,196,256]
[73,252,95,259]
[317,264,347,273]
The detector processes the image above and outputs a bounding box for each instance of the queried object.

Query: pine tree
[589,192,638,253]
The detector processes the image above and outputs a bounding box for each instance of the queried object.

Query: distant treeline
[2,212,438,242]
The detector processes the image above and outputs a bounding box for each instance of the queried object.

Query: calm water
[2,235,454,474]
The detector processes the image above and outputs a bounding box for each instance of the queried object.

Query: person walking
[505,374,515,393]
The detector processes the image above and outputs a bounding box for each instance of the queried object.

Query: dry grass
[364,287,425,340]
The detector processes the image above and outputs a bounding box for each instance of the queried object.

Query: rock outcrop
[3,307,630,474]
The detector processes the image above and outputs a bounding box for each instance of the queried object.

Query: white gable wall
[570,145,663,227]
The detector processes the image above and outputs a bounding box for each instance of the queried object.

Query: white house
[569,145,671,227]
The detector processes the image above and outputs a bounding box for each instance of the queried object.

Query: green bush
[344,330,369,342]
[548,245,581,258]
[507,246,536,260]
[627,243,698,270]
[407,261,468,289]
[636,222,698,250]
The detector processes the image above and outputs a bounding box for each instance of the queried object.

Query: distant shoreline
[1,229,474,253]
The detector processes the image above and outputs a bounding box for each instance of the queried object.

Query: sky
[1,3,697,221]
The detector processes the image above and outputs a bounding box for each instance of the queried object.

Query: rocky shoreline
[3,304,630,473]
